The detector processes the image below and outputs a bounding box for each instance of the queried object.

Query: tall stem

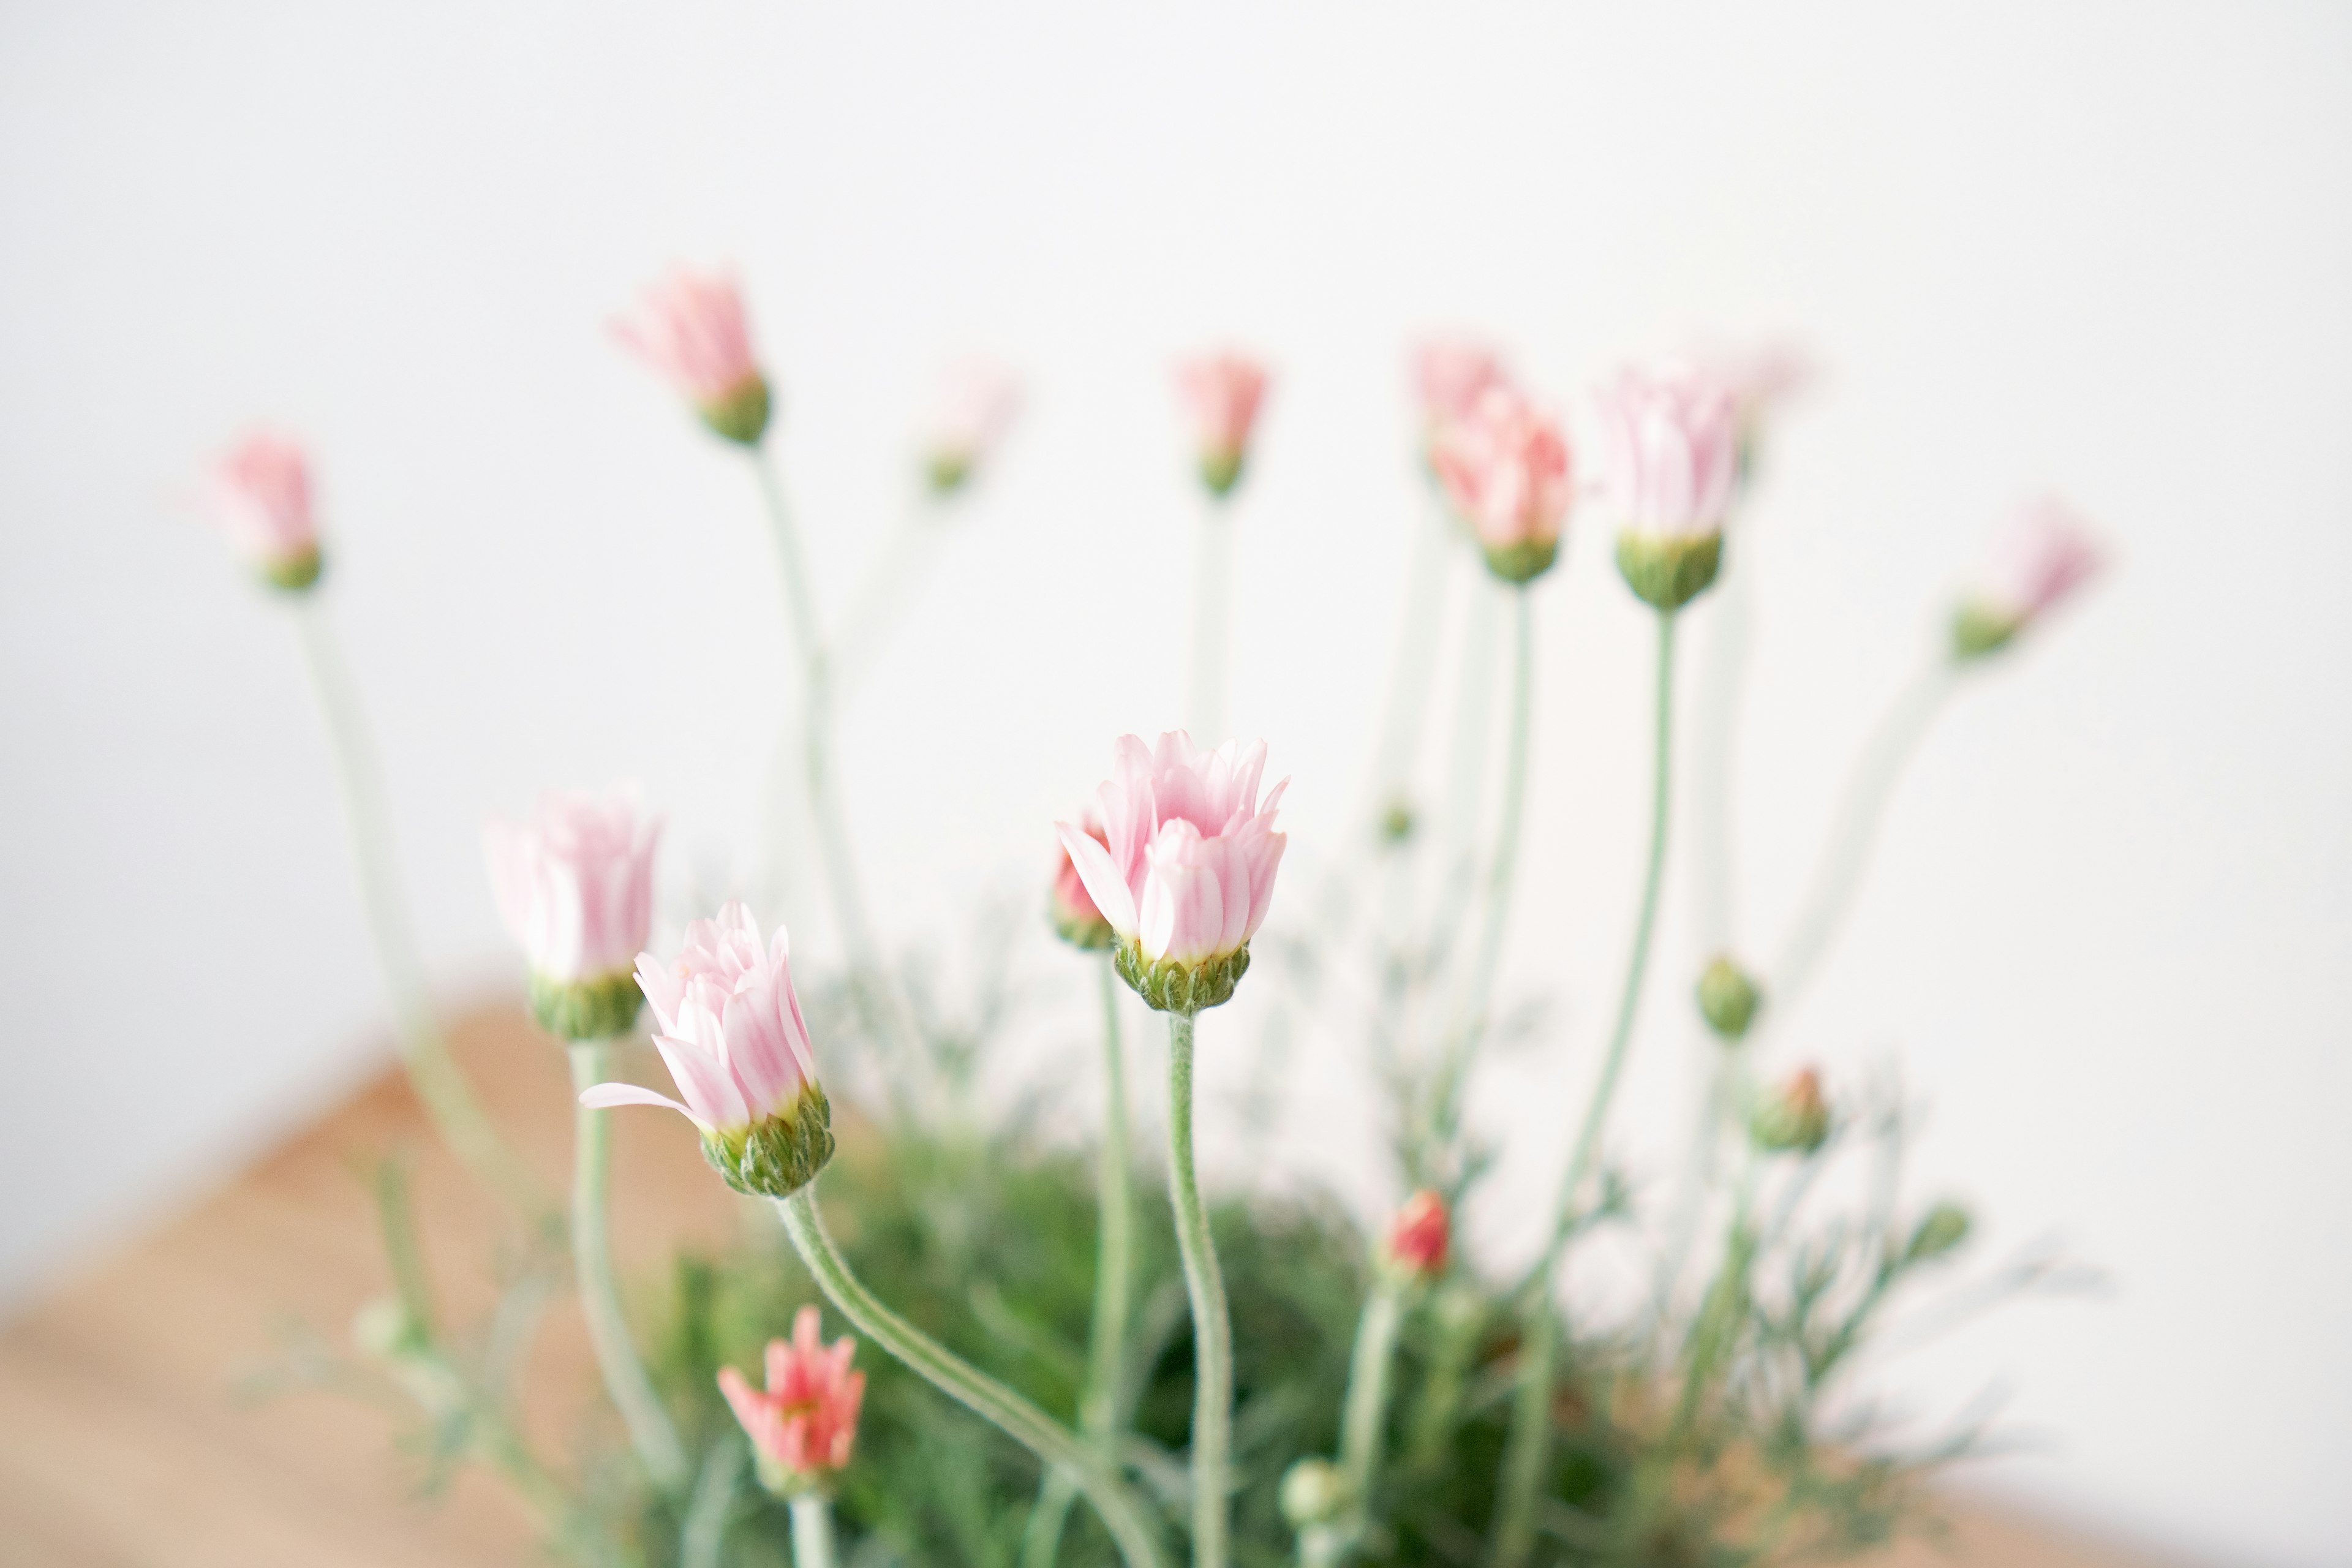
[1491,609,1679,1567]
[567,1042,692,1493]
[790,1494,839,1568]
[291,601,549,1230]
[1023,957,1137,1568]
[1189,499,1233,740]
[1365,493,1457,828]
[1166,1012,1233,1568]
[682,1437,746,1568]
[1332,1283,1406,1556]
[776,1188,1166,1568]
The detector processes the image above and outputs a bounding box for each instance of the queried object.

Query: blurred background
[2,3,2347,1564]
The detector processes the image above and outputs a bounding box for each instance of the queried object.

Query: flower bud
[611,265,774,447]
[920,357,1021,496]
[1594,361,1741,611]
[1175,351,1269,500]
[1383,1189,1451,1283]
[1951,497,2105,661]
[1050,818,1117,951]
[1695,955,1763,1042]
[485,788,660,1042]
[1902,1202,1973,1265]
[1280,1457,1348,1529]
[1748,1066,1830,1155]
[206,431,324,592]
[722,1305,866,1497]
[1429,386,1572,586]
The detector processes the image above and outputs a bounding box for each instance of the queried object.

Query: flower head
[1050,816,1117,951]
[1384,1189,1451,1281]
[921,357,1022,494]
[1595,361,1743,610]
[1429,386,1573,584]
[1749,1066,1830,1155]
[1953,497,2106,660]
[484,788,660,1040]
[1174,350,1270,498]
[1411,336,1513,435]
[611,265,771,445]
[1698,339,1815,485]
[577,902,832,1196]
[720,1305,866,1496]
[206,431,322,590]
[1057,733,1287,1013]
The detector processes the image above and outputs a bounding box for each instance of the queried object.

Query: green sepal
[1951,601,2020,661]
[1480,535,1559,586]
[262,546,324,593]
[1615,528,1723,611]
[701,1086,835,1199]
[529,968,644,1042]
[699,377,774,447]
[1199,448,1246,499]
[1902,1202,1973,1265]
[1112,938,1251,1015]
[1695,955,1763,1042]
[925,451,973,495]
[1050,902,1117,952]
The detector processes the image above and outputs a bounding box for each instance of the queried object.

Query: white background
[2,4,2347,1563]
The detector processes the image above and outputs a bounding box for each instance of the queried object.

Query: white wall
[2,3,2346,1562]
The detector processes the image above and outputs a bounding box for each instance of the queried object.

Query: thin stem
[831,491,950,702]
[1333,1283,1406,1556]
[682,1436,747,1568]
[1770,655,1958,1017]
[1189,498,1233,740]
[291,601,551,1230]
[776,1188,1166,1568]
[1023,957,1137,1568]
[1688,556,1755,958]
[1166,1012,1233,1568]
[790,1494,839,1568]
[1365,491,1457,829]
[567,1042,692,1493]
[1491,609,1680,1567]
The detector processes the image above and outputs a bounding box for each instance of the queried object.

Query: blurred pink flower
[1385,1189,1451,1280]
[720,1305,865,1489]
[1174,350,1270,497]
[922,357,1022,492]
[484,788,660,986]
[1700,339,1815,430]
[611,266,771,443]
[1050,816,1117,951]
[1592,361,1743,538]
[1057,733,1287,970]
[206,430,321,588]
[1978,496,2105,624]
[1411,336,1513,432]
[1429,386,1572,583]
[579,902,818,1136]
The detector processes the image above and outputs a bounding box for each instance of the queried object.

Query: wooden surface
[0,1006,2165,1567]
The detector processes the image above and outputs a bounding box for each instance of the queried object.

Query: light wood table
[0,1007,2168,1567]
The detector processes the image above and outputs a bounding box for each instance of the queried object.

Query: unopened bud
[1695,955,1762,1042]
[1902,1202,1972,1265]
[1748,1067,1830,1155]
[1378,799,1415,845]
[1280,1458,1348,1529]
[1383,1189,1451,1282]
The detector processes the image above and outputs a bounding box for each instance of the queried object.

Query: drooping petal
[578,1082,705,1129]
[1058,820,1139,935]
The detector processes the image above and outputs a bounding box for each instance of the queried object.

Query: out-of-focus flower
[921,358,1022,495]
[1594,362,1742,611]
[1952,497,2106,660]
[578,902,833,1196]
[1175,351,1270,499]
[1384,1189,1452,1281]
[611,266,772,446]
[1429,386,1573,584]
[1411,336,1513,438]
[1695,954,1763,1043]
[1057,733,1287,1014]
[1050,816,1117,951]
[206,431,322,590]
[1697,339,1815,490]
[1902,1202,1973,1265]
[720,1305,866,1496]
[484,788,660,1041]
[1749,1066,1830,1155]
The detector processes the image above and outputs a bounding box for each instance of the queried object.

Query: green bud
[1748,1068,1830,1155]
[699,376,774,447]
[1950,600,2020,661]
[1280,1457,1348,1529]
[262,545,324,593]
[1615,528,1724,611]
[1696,955,1763,1042]
[1113,938,1251,1016]
[527,968,644,1042]
[701,1085,836,1199]
[1199,448,1246,499]
[925,451,973,496]
[1903,1202,1973,1265]
[1378,799,1415,845]
[1480,535,1559,586]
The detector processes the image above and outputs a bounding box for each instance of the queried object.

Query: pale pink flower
[1698,339,1815,431]
[1174,350,1270,496]
[611,266,771,442]
[206,430,321,586]
[1050,816,1116,951]
[1411,336,1513,432]
[578,902,818,1135]
[720,1305,866,1488]
[1592,361,1743,538]
[1429,386,1572,581]
[921,357,1022,491]
[1385,1189,1451,1280]
[1976,496,2106,625]
[1057,734,1287,969]
[484,788,660,985]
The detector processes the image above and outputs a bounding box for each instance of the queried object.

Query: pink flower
[1698,339,1815,432]
[720,1305,866,1491]
[1057,734,1287,997]
[1591,361,1742,539]
[206,431,322,589]
[1384,1190,1450,1281]
[922,357,1022,492]
[579,902,818,1136]
[611,266,771,444]
[1428,386,1573,583]
[1978,496,2105,624]
[1050,816,1117,951]
[1411,336,1513,432]
[1174,350,1270,497]
[484,788,660,986]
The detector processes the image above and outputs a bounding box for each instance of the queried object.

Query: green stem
[1189,497,1233,740]
[1365,492,1457,830]
[831,491,949,702]
[567,1043,692,1493]
[1166,1012,1233,1568]
[1023,957,1137,1568]
[1332,1283,1406,1556]
[292,601,551,1232]
[790,1494,838,1568]
[1491,609,1679,1567]
[682,1437,746,1568]
[775,1188,1166,1568]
